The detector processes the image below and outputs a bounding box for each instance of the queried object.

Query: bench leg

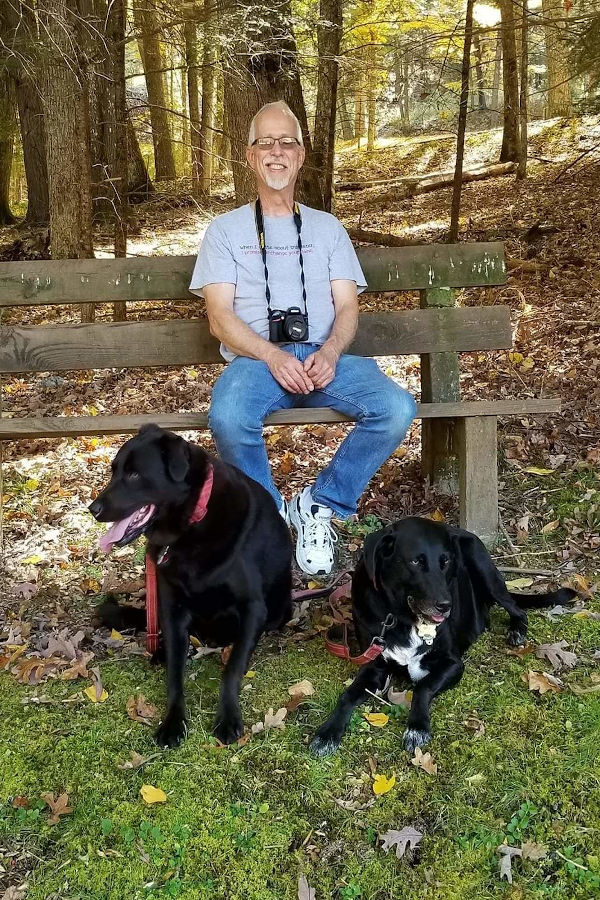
[457,416,498,547]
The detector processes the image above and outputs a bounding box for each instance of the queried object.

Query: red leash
[144,465,214,654]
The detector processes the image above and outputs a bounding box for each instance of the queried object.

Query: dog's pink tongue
[99,514,137,553]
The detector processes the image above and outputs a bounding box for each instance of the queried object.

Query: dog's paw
[403,727,430,754]
[506,628,527,647]
[309,722,344,757]
[155,713,188,748]
[213,711,244,745]
[150,644,166,666]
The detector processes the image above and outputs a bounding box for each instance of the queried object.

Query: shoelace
[304,513,338,552]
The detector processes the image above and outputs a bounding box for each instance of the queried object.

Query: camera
[268,307,309,343]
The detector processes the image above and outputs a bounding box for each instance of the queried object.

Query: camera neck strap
[254,197,308,324]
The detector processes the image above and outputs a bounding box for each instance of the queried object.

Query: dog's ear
[161,433,190,482]
[363,526,396,583]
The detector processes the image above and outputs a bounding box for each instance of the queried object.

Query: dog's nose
[89,498,103,519]
[436,600,451,614]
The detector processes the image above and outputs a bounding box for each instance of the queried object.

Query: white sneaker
[279,499,289,525]
[288,486,337,576]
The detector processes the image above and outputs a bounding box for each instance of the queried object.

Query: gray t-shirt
[189,202,367,361]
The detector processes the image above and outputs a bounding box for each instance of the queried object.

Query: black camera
[268,307,309,343]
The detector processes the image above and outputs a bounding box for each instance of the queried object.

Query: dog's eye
[410,556,423,568]
[440,555,450,570]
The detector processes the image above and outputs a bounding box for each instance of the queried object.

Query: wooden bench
[0,242,560,545]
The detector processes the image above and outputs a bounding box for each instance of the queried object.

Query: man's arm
[304,279,359,389]
[203,283,314,394]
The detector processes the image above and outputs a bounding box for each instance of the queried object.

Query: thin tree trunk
[516,0,529,179]
[499,0,520,162]
[133,0,176,179]
[41,0,95,322]
[313,0,342,211]
[0,71,16,225]
[403,52,410,126]
[220,0,323,207]
[449,0,474,242]
[541,0,572,116]
[366,39,377,152]
[491,29,502,125]
[127,112,154,200]
[185,18,201,194]
[337,85,354,140]
[109,0,127,320]
[199,0,217,197]
[180,59,189,176]
[354,77,364,147]
[473,31,487,109]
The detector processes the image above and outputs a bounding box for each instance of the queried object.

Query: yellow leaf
[373,773,396,795]
[570,573,589,593]
[84,685,108,703]
[189,635,201,648]
[364,712,389,728]
[505,577,534,590]
[520,357,534,371]
[24,478,39,491]
[140,784,167,805]
[110,629,124,641]
[308,580,323,590]
[541,520,559,534]
[523,467,554,476]
[573,610,592,619]
[393,447,407,459]
[245,670,256,678]
[21,554,43,565]
[509,351,523,364]
[429,508,445,522]
[88,406,99,416]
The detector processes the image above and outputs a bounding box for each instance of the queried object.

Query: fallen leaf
[463,716,485,737]
[11,796,29,808]
[521,841,548,861]
[126,694,157,725]
[535,640,577,671]
[110,629,124,642]
[117,751,160,771]
[506,642,535,657]
[505,577,534,590]
[13,581,38,600]
[41,791,73,825]
[20,554,43,565]
[84,684,108,703]
[570,681,600,695]
[1,886,27,899]
[140,784,167,804]
[522,670,564,694]
[387,687,412,708]
[411,746,438,775]
[466,772,486,785]
[570,573,590,594]
[288,679,315,699]
[298,875,316,900]
[429,508,445,522]
[541,519,559,534]
[372,773,396,795]
[379,826,423,858]
[364,712,389,728]
[498,844,522,883]
[523,467,554,476]
[333,796,376,811]
[259,707,287,731]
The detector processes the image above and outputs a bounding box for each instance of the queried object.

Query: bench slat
[0,400,561,440]
[0,307,512,373]
[0,243,506,307]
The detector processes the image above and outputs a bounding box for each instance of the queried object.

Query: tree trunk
[184,17,202,194]
[516,0,529,179]
[473,31,487,110]
[0,70,16,225]
[180,62,190,177]
[402,52,410,126]
[491,29,502,125]
[499,0,520,162]
[449,0,474,242]
[199,0,217,197]
[220,0,323,207]
[127,112,154,200]
[313,0,342,211]
[2,0,49,224]
[366,39,377,152]
[542,0,572,116]
[109,0,127,320]
[337,85,354,140]
[354,78,364,147]
[133,0,176,179]
[41,0,95,322]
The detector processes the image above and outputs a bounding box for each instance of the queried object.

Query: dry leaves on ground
[379,826,423,858]
[126,694,157,725]
[498,844,522,883]
[41,791,73,825]
[463,716,485,737]
[535,640,578,671]
[411,746,438,775]
[297,875,316,900]
[522,670,564,694]
[117,751,161,771]
[251,707,288,734]
[387,687,412,707]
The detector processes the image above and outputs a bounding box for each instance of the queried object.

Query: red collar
[144,464,214,654]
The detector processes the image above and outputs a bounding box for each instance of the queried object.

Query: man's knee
[208,400,262,442]
[375,382,417,439]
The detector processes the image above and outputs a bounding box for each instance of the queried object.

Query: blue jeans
[209,343,417,519]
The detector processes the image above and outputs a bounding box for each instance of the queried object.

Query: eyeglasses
[251,136,301,149]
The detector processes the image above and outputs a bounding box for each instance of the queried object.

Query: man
[190,100,416,576]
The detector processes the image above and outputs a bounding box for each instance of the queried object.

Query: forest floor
[0,117,599,900]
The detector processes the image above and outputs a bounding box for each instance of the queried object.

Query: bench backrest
[0,243,509,373]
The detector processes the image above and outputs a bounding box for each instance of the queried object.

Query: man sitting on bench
[190,100,416,576]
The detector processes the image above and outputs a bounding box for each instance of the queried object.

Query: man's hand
[303,345,339,389]
[266,346,314,394]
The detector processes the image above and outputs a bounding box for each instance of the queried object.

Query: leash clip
[372,613,397,648]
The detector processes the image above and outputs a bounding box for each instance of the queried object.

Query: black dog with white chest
[89,424,293,748]
[311,517,575,757]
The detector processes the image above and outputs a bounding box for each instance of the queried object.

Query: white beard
[264,169,291,190]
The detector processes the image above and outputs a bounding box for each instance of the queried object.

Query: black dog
[89,424,292,748]
[311,517,576,757]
